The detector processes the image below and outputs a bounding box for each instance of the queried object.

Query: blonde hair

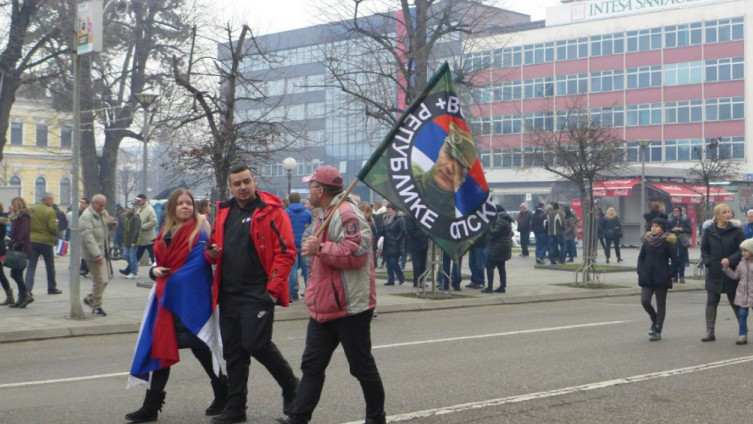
[161,189,202,250]
[606,207,617,218]
[713,203,731,223]
[10,197,30,219]
[359,202,373,219]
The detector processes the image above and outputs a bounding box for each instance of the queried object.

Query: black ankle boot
[9,291,28,308]
[205,375,228,416]
[125,389,165,423]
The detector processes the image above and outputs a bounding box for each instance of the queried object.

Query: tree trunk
[79,57,99,199]
[0,73,21,162]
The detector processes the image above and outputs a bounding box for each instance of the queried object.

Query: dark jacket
[668,213,692,247]
[602,216,622,240]
[10,213,31,258]
[285,202,312,248]
[643,210,668,232]
[517,209,532,233]
[404,216,429,252]
[637,232,678,289]
[123,212,142,246]
[0,213,8,256]
[531,208,547,234]
[381,214,405,258]
[486,212,512,262]
[547,210,564,236]
[701,219,745,294]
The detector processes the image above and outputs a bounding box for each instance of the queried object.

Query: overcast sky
[214,0,563,35]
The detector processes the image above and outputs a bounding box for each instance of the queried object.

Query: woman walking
[0,202,14,305]
[700,203,745,342]
[563,206,579,262]
[669,206,692,284]
[381,203,405,286]
[8,197,31,308]
[601,207,623,263]
[722,238,753,345]
[126,189,226,422]
[637,218,678,341]
[483,205,512,293]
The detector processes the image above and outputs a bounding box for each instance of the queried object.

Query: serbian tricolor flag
[127,224,221,387]
[358,62,494,261]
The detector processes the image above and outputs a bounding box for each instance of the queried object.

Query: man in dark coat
[517,203,532,257]
[643,203,668,232]
[531,203,549,265]
[404,216,429,288]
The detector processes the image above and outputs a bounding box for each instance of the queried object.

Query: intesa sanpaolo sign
[546,0,726,27]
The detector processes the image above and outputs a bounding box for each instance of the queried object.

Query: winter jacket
[547,210,564,236]
[531,208,547,234]
[701,219,745,294]
[122,212,142,246]
[637,232,678,289]
[404,216,429,252]
[723,258,753,308]
[381,214,405,258]
[602,216,622,240]
[285,202,312,248]
[29,203,58,246]
[136,203,158,245]
[306,193,375,323]
[207,191,296,307]
[643,211,668,232]
[0,213,8,257]
[743,222,753,239]
[486,212,512,262]
[564,216,579,241]
[10,213,31,258]
[668,213,692,247]
[79,206,115,260]
[517,209,532,233]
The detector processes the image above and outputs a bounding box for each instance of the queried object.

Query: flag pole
[313,177,361,238]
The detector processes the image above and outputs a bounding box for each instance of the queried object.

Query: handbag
[678,233,690,247]
[4,250,27,271]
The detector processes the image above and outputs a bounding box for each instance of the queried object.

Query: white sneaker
[127,274,138,279]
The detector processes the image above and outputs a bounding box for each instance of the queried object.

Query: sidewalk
[0,247,705,343]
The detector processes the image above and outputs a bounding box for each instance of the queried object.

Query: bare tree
[168,24,299,200]
[526,99,629,284]
[689,137,742,221]
[118,149,140,206]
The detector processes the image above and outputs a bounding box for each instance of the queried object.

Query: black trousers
[707,290,739,317]
[411,248,428,287]
[150,324,222,392]
[219,295,297,410]
[641,287,668,329]
[137,243,155,264]
[486,260,506,290]
[520,232,530,256]
[289,310,385,423]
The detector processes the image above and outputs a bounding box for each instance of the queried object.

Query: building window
[626,103,663,126]
[9,176,20,186]
[665,100,703,124]
[590,107,624,127]
[523,42,554,65]
[590,32,624,57]
[523,77,554,99]
[664,61,703,86]
[494,46,522,68]
[705,17,744,44]
[705,97,745,121]
[60,126,72,149]
[10,122,22,145]
[591,69,624,93]
[523,113,553,133]
[34,177,46,204]
[492,81,521,102]
[59,178,71,205]
[555,38,588,61]
[464,51,491,72]
[626,27,662,52]
[555,73,588,96]
[626,65,661,89]
[705,57,744,82]
[36,124,48,147]
[664,23,702,48]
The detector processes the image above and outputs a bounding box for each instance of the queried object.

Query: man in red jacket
[205,165,299,424]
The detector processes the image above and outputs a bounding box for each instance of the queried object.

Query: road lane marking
[339,355,753,423]
[372,321,628,349]
[0,372,128,389]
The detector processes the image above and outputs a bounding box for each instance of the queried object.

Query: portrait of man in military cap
[412,121,477,219]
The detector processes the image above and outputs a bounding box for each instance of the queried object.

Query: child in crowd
[637,217,678,341]
[722,238,753,345]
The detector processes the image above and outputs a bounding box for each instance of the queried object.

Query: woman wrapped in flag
[126,189,226,423]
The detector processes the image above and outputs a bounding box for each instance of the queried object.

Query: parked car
[510,219,536,247]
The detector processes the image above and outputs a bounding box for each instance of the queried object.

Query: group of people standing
[526,202,580,265]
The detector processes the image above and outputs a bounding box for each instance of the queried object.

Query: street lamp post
[134,92,158,196]
[637,139,651,223]
[282,157,297,197]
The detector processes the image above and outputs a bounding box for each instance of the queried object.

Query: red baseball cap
[302,165,344,188]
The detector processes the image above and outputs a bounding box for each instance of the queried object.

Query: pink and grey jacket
[304,194,376,323]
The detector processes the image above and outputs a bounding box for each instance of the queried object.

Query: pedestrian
[669,206,692,284]
[700,203,745,342]
[0,202,14,305]
[8,197,31,308]
[381,202,406,286]
[643,203,668,232]
[531,203,549,265]
[359,202,379,267]
[119,205,142,279]
[373,201,386,268]
[197,198,213,236]
[467,230,486,289]
[24,192,62,300]
[438,252,462,291]
[601,207,623,263]
[722,238,753,345]
[285,192,312,301]
[135,194,158,265]
[301,208,321,274]
[80,194,117,317]
[111,205,125,261]
[743,209,753,239]
[404,214,429,288]
[517,203,532,257]
[204,165,299,424]
[77,198,91,277]
[563,206,579,262]
[126,189,227,423]
[484,205,512,293]
[596,207,607,255]
[282,165,385,424]
[637,217,678,341]
[547,202,566,264]
[52,203,67,244]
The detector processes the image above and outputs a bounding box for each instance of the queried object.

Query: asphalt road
[1,291,752,424]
